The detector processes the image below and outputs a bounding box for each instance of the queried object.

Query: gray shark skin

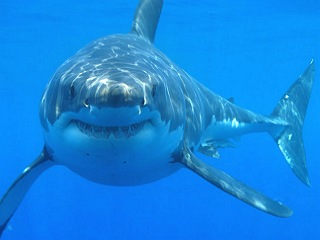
[0,0,315,236]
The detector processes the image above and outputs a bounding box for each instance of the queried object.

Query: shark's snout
[107,83,144,107]
[87,82,147,108]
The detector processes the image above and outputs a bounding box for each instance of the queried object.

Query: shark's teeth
[74,120,146,138]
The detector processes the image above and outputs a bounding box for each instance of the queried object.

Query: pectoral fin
[180,147,292,217]
[0,147,53,237]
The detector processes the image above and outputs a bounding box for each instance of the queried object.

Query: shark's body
[0,0,315,236]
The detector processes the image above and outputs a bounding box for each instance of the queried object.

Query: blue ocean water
[1,0,320,239]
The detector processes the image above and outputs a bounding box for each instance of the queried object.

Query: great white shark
[0,0,315,235]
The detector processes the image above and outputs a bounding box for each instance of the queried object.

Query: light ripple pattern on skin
[0,0,315,236]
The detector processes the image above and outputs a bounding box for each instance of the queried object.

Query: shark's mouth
[74,120,149,138]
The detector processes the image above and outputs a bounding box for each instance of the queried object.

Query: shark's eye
[151,84,157,97]
[84,98,90,107]
[69,84,76,98]
[141,98,146,106]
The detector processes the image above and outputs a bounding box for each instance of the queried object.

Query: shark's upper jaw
[61,104,159,141]
[73,118,149,139]
[69,106,160,140]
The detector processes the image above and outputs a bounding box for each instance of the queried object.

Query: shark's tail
[270,60,315,186]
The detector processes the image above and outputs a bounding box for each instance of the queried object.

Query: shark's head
[39,34,186,185]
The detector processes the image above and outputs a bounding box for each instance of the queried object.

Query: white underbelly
[43,121,183,185]
[54,143,181,186]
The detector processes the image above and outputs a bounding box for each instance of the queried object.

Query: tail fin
[271,60,315,186]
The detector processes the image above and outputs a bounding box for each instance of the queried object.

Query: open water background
[0,0,320,239]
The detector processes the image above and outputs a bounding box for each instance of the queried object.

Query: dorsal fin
[131,0,163,44]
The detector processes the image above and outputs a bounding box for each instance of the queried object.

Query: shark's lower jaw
[73,119,150,139]
[42,108,184,185]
